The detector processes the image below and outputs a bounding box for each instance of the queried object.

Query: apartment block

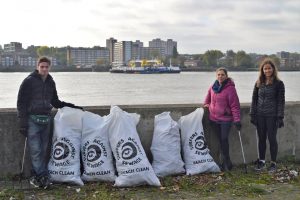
[67,46,110,66]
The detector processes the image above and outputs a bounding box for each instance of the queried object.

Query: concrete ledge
[0,102,299,177]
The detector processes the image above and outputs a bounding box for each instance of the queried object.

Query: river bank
[1,160,299,200]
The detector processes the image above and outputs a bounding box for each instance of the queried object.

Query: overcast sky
[1,0,299,54]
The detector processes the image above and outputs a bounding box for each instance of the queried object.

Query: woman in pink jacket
[204,67,241,171]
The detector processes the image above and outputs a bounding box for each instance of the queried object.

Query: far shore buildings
[0,42,57,67]
[66,46,110,67]
[106,38,117,63]
[2,40,299,68]
[112,41,132,65]
[149,38,177,57]
[108,38,178,66]
[0,39,178,68]
[276,51,300,68]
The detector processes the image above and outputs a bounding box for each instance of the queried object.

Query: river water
[0,71,299,108]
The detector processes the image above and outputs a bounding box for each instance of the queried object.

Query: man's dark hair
[37,56,51,66]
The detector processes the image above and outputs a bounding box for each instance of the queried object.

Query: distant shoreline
[1,66,300,72]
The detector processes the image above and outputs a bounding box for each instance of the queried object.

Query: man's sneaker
[255,160,266,171]
[268,162,277,173]
[39,176,51,189]
[29,176,41,188]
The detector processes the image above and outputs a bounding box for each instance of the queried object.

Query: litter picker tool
[238,131,247,173]
[13,137,27,183]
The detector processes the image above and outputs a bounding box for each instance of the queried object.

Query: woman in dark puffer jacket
[250,58,285,173]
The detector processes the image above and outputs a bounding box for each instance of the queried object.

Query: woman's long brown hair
[256,58,280,87]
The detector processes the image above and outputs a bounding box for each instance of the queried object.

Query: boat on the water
[110,59,181,74]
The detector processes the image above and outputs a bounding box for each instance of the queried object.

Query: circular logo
[87,144,102,162]
[53,142,70,160]
[121,142,137,160]
[194,135,207,151]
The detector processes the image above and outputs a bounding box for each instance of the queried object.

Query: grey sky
[1,0,299,54]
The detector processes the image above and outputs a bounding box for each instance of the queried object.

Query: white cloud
[0,0,299,54]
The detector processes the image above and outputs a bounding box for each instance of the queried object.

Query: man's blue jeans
[27,117,51,177]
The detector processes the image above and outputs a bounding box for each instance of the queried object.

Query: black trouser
[211,121,232,161]
[256,116,278,162]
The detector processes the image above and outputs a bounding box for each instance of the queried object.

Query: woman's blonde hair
[256,58,280,87]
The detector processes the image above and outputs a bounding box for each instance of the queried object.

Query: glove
[18,118,28,137]
[277,118,284,128]
[250,115,257,126]
[63,102,84,110]
[234,121,242,131]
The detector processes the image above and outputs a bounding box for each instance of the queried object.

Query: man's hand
[234,121,242,131]
[19,128,28,137]
[18,118,28,137]
[63,102,84,110]
[72,105,84,110]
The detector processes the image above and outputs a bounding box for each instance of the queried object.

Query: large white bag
[108,106,161,187]
[178,108,220,175]
[48,107,84,186]
[151,112,185,177]
[81,111,116,182]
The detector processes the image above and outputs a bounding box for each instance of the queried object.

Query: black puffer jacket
[17,70,68,119]
[250,79,285,118]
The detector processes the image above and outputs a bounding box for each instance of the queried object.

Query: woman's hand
[203,104,209,108]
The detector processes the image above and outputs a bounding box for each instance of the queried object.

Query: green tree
[235,50,252,67]
[223,50,236,67]
[269,55,281,67]
[178,55,186,67]
[202,50,224,67]
[37,46,51,57]
[26,46,38,57]
[192,54,202,60]
[226,50,235,58]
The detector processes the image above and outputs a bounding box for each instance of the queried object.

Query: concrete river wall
[0,102,299,177]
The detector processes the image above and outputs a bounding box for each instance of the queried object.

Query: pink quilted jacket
[204,79,241,122]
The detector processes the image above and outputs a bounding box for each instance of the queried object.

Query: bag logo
[116,137,143,166]
[87,144,102,162]
[50,137,76,167]
[82,139,108,168]
[53,142,70,160]
[195,135,207,151]
[121,142,138,160]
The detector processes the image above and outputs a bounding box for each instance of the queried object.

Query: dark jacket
[250,79,285,118]
[17,70,67,120]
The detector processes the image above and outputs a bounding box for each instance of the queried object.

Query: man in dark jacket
[17,57,82,189]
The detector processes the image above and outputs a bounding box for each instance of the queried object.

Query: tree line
[169,49,282,69]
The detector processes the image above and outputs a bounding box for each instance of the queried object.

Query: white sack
[178,108,220,175]
[151,112,185,177]
[48,107,84,186]
[108,106,161,187]
[81,111,116,182]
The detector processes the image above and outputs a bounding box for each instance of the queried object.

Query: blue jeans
[27,117,51,177]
